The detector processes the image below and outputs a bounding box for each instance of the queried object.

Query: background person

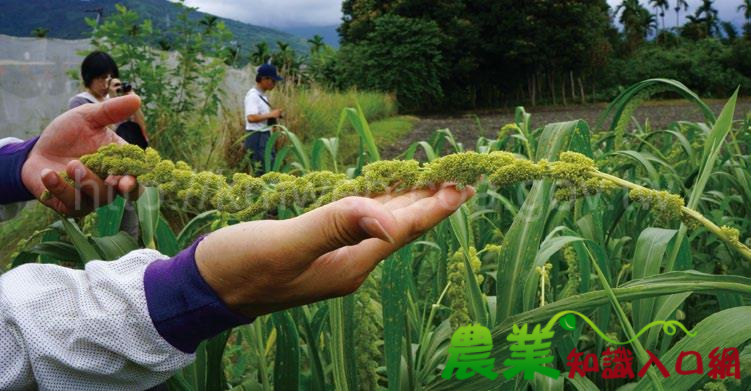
[0,94,473,389]
[244,63,283,175]
[109,77,149,149]
[68,51,118,109]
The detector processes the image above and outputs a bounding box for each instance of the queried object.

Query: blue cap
[257,63,283,81]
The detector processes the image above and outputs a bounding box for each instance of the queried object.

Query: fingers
[38,160,124,216]
[283,196,399,263]
[326,185,475,277]
[41,168,83,216]
[83,94,141,129]
[66,160,116,206]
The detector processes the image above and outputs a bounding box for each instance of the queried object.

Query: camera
[116,82,133,95]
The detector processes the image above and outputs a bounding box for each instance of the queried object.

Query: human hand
[269,109,282,119]
[21,95,142,217]
[195,184,475,317]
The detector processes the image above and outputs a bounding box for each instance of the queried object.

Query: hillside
[0,0,308,52]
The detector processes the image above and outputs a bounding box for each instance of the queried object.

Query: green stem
[584,246,665,391]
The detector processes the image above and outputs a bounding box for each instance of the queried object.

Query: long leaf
[665,89,739,271]
[136,186,160,249]
[633,306,751,391]
[273,311,300,390]
[60,217,100,263]
[90,232,139,260]
[95,196,126,237]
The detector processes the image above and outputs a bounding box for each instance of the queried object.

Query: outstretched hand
[196,184,475,318]
[21,95,142,217]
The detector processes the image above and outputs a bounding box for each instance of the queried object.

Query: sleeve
[0,136,38,207]
[244,91,261,117]
[0,138,30,222]
[0,237,252,390]
[68,96,90,110]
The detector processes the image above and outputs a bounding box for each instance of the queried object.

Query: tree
[695,0,719,37]
[199,15,219,34]
[339,14,444,111]
[616,0,657,51]
[307,34,325,54]
[739,0,751,39]
[650,0,669,30]
[673,0,689,29]
[31,27,49,38]
[250,41,270,65]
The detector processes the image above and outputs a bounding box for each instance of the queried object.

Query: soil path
[382,99,751,159]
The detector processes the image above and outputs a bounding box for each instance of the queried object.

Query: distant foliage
[333,0,751,111]
[338,15,444,111]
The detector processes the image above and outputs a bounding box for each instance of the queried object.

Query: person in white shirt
[0,95,474,389]
[243,63,283,175]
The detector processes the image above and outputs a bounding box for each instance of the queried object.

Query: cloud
[179,0,342,27]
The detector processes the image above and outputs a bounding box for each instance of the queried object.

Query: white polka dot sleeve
[0,249,194,390]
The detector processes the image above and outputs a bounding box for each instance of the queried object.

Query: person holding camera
[68,52,148,150]
[109,77,148,149]
[244,63,283,175]
[68,51,118,109]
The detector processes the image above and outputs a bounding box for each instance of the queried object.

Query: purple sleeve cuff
[143,235,253,353]
[0,137,39,204]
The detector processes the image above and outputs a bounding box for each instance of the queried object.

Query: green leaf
[28,241,80,264]
[177,210,218,248]
[382,246,411,391]
[665,89,739,271]
[631,228,677,338]
[448,205,487,326]
[90,232,139,260]
[60,217,100,263]
[597,79,715,150]
[343,105,380,162]
[95,196,126,237]
[273,311,300,390]
[155,217,179,256]
[633,306,751,391]
[136,186,160,249]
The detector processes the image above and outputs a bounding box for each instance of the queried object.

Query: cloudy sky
[177,1,744,29]
[178,0,343,28]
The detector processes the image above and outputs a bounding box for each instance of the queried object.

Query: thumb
[83,94,141,129]
[284,196,397,261]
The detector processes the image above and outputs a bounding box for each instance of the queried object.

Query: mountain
[282,25,340,48]
[0,0,308,52]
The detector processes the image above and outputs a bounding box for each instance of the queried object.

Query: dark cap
[257,63,283,81]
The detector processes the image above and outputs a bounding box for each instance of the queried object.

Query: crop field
[9,78,751,391]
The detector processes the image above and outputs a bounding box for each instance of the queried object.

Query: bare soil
[381,99,751,159]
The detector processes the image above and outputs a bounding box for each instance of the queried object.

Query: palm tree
[695,0,719,37]
[307,34,325,54]
[673,0,689,29]
[650,0,669,30]
[616,0,656,49]
[741,0,751,39]
[31,27,49,38]
[250,42,270,65]
[739,0,751,23]
[200,15,218,34]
